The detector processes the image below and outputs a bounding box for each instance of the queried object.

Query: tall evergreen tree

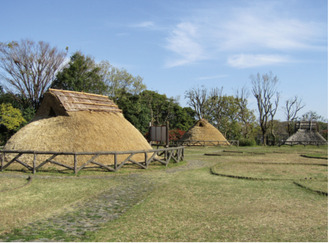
[52,52,108,95]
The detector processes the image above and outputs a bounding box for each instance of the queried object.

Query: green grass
[87,167,327,242]
[0,176,121,234]
[4,228,71,242]
[211,162,328,180]
[294,180,328,194]
[0,177,29,192]
[0,145,327,242]
[301,153,328,159]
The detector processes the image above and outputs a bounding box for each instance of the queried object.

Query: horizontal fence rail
[282,140,327,146]
[0,146,184,175]
[177,140,238,146]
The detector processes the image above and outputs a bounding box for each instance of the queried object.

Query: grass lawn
[0,176,121,234]
[0,145,327,241]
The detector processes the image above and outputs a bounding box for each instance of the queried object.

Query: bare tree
[251,72,280,145]
[269,94,279,144]
[0,39,67,108]
[235,86,256,138]
[284,96,305,136]
[184,86,208,120]
[207,86,224,120]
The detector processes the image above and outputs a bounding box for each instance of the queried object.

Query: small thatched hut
[285,121,327,145]
[178,119,230,146]
[4,89,153,167]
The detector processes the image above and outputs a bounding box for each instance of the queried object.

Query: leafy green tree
[0,103,25,130]
[99,61,146,101]
[115,91,151,134]
[140,90,179,127]
[0,39,67,109]
[0,103,26,143]
[0,86,36,124]
[141,90,195,131]
[170,106,196,131]
[185,86,256,141]
[116,90,195,134]
[52,52,108,94]
[206,95,242,140]
[52,53,147,100]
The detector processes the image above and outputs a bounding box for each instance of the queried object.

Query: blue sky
[1,0,328,121]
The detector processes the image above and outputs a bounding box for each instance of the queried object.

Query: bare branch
[251,71,280,145]
[184,86,208,120]
[0,39,67,108]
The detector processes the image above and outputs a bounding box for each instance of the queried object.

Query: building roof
[178,119,230,146]
[48,89,122,113]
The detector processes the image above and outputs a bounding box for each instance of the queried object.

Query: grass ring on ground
[211,162,328,181]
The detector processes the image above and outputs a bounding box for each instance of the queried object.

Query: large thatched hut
[178,119,230,146]
[4,89,153,167]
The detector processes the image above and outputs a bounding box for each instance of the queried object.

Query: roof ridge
[49,88,109,98]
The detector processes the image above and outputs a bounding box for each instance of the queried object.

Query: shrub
[169,129,185,141]
[239,138,256,146]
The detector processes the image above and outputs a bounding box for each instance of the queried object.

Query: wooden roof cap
[48,89,122,113]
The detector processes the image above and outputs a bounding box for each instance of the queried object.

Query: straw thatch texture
[178,119,230,146]
[4,89,153,168]
[285,129,327,145]
[35,89,122,119]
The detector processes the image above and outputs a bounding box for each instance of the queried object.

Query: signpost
[148,121,169,147]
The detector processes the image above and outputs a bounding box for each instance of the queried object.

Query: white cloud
[163,2,326,68]
[227,54,293,68]
[130,21,156,28]
[220,12,324,51]
[164,22,206,68]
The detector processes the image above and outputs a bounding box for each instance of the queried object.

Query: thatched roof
[35,88,121,119]
[285,130,327,145]
[178,119,230,146]
[4,89,152,166]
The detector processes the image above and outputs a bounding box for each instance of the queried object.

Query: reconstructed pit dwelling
[178,119,230,146]
[285,121,327,145]
[4,89,153,167]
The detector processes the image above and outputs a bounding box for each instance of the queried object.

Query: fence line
[282,141,327,146]
[177,140,238,146]
[0,146,184,174]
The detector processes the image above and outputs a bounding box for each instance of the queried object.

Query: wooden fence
[282,141,327,146]
[0,146,184,174]
[177,140,239,146]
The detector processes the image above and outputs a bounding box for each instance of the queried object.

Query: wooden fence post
[0,147,185,174]
[33,153,37,174]
[74,154,77,175]
[114,153,117,171]
[0,152,3,171]
[144,152,148,168]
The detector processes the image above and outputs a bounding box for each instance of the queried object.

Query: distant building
[285,121,327,145]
